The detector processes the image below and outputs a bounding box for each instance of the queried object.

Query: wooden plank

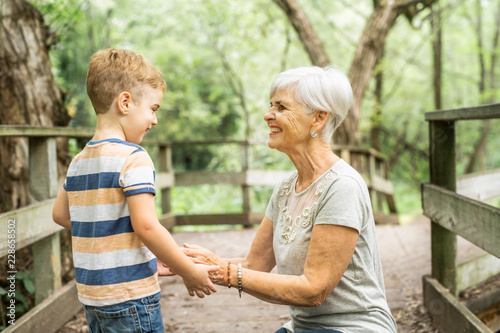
[457,253,500,292]
[29,137,61,304]
[155,171,175,189]
[29,138,58,201]
[457,169,500,202]
[331,144,386,160]
[159,146,173,215]
[423,275,492,333]
[0,125,250,146]
[465,285,500,315]
[246,170,291,186]
[2,280,82,333]
[373,212,399,225]
[159,212,176,230]
[425,103,500,121]
[371,174,394,195]
[0,200,61,257]
[175,171,245,186]
[167,139,247,146]
[422,183,500,258]
[428,120,458,296]
[33,233,62,305]
[174,213,264,226]
[0,125,94,138]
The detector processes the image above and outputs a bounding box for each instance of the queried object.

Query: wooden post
[340,149,351,165]
[159,145,172,215]
[29,137,62,304]
[429,121,457,296]
[241,142,252,227]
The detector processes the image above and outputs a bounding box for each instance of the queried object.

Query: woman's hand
[157,259,176,276]
[183,243,228,285]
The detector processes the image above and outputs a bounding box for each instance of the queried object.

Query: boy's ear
[117,92,132,115]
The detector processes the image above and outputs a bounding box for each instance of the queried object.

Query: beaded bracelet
[237,263,242,298]
[227,262,231,289]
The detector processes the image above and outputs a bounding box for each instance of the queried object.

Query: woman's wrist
[228,263,238,288]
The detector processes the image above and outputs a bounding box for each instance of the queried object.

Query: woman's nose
[152,113,158,125]
[264,108,275,121]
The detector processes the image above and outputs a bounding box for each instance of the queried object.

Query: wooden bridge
[421,103,500,332]
[0,125,396,332]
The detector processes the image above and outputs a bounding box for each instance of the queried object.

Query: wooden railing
[0,125,396,332]
[422,103,500,332]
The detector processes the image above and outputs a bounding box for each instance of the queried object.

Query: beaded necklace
[277,170,334,244]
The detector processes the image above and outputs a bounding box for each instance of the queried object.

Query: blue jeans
[84,292,163,333]
[274,328,343,333]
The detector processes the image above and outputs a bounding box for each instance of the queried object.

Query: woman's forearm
[228,265,326,307]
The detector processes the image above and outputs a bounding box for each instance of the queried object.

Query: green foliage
[0,270,35,326]
[31,0,500,219]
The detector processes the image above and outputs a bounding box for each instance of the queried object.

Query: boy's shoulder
[77,139,148,157]
[69,139,153,171]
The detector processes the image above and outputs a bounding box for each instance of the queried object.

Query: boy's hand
[182,264,219,298]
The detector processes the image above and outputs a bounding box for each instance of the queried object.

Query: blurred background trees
[4,0,500,218]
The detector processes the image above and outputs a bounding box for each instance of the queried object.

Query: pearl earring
[311,130,317,138]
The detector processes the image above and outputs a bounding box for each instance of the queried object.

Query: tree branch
[272,0,330,66]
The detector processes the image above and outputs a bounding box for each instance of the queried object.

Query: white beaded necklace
[277,170,333,244]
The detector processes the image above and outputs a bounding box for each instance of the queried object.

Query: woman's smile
[269,125,282,135]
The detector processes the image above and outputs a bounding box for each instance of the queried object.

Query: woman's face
[264,88,314,153]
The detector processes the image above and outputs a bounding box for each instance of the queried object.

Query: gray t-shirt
[265,160,397,333]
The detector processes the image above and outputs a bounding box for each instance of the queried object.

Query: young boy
[52,48,218,333]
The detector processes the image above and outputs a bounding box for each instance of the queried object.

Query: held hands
[182,243,228,285]
[156,257,219,298]
[182,263,219,298]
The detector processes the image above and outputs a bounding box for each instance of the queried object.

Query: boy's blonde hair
[86,49,167,114]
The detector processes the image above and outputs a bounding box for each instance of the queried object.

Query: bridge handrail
[421,104,500,333]
[424,102,500,121]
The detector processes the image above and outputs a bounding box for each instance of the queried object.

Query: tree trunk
[464,0,500,173]
[0,0,70,213]
[273,0,330,67]
[273,0,437,145]
[370,49,384,151]
[431,3,442,110]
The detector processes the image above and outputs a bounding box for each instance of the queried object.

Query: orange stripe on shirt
[67,188,126,206]
[77,274,159,302]
[120,152,154,175]
[72,233,144,253]
[73,144,137,162]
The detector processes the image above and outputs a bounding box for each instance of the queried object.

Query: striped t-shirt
[64,138,160,306]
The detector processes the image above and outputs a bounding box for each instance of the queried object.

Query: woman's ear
[313,110,329,131]
[117,92,132,115]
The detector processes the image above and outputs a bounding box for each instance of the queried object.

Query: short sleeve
[119,149,156,197]
[314,175,369,232]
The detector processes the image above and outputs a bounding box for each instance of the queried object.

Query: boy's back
[65,138,158,306]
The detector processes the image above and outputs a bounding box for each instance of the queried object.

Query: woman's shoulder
[326,160,370,197]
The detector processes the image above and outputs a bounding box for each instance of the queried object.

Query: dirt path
[58,217,486,332]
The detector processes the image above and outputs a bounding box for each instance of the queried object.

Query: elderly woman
[180,66,397,333]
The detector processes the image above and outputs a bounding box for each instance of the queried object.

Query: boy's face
[123,86,163,144]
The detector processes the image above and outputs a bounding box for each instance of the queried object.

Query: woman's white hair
[269,66,353,143]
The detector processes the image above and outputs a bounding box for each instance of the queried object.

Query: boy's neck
[92,114,126,142]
